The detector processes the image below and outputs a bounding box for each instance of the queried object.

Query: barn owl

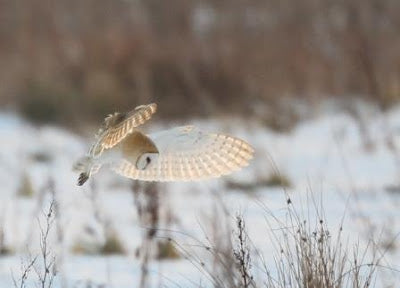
[74,103,254,185]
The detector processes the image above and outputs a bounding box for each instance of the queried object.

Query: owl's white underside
[111,126,253,181]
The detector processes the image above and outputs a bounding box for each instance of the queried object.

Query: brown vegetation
[1,0,400,126]
[17,171,35,198]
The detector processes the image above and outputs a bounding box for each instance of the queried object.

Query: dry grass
[2,0,400,126]
[71,239,101,255]
[0,228,12,256]
[29,151,52,164]
[100,231,126,255]
[156,239,181,260]
[226,171,292,192]
[72,227,126,256]
[17,172,35,198]
[263,173,292,188]
[257,195,383,288]
[168,192,391,288]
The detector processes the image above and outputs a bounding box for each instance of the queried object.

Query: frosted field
[0,104,400,287]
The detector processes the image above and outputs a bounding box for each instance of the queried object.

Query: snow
[0,103,400,287]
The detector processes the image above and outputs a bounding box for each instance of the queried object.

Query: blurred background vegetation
[1,0,400,128]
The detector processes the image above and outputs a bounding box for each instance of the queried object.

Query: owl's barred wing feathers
[112,126,254,181]
[89,103,157,157]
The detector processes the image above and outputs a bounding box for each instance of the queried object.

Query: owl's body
[74,103,254,185]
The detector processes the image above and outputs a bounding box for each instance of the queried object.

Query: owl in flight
[74,103,254,185]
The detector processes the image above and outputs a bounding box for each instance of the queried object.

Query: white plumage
[74,103,253,185]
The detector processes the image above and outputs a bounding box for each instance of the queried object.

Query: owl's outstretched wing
[112,126,254,181]
[89,103,157,157]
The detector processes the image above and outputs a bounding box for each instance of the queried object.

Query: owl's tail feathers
[78,172,89,186]
[73,156,101,186]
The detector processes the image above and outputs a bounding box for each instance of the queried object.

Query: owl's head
[136,153,159,170]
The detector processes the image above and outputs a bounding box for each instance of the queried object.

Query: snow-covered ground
[1,103,400,287]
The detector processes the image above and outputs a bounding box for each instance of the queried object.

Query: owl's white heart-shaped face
[75,103,253,185]
[136,153,159,170]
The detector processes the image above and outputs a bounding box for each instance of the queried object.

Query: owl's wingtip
[149,103,157,113]
[135,103,157,112]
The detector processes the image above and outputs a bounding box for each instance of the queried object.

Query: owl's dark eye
[146,157,151,164]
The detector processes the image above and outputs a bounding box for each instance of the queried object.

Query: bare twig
[233,215,254,288]
[12,255,37,288]
[34,200,57,288]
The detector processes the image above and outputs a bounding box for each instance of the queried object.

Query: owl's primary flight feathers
[74,103,254,185]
